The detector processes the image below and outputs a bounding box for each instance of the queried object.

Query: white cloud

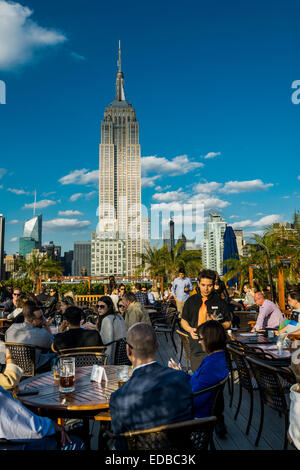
[142,155,203,176]
[229,215,239,219]
[58,210,83,217]
[152,189,188,202]
[70,51,86,61]
[252,214,281,226]
[7,219,19,224]
[59,169,98,186]
[189,194,230,210]
[42,191,56,197]
[141,175,160,188]
[7,187,30,195]
[231,220,253,229]
[22,199,56,209]
[69,191,96,202]
[219,179,274,194]
[0,0,67,70]
[43,218,91,232]
[0,168,7,179]
[202,152,221,159]
[194,182,222,193]
[9,236,18,242]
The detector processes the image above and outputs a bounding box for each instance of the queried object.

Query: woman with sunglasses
[169,320,228,420]
[86,296,126,364]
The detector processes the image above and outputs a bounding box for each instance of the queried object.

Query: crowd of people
[0,272,299,451]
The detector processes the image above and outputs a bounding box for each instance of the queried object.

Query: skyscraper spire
[114,39,126,102]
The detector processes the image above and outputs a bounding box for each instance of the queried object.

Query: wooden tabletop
[18,365,132,418]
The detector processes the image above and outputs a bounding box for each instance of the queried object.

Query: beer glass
[59,357,75,393]
[117,367,129,387]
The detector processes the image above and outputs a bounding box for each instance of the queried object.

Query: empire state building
[91,42,142,276]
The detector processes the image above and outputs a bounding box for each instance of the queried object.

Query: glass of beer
[59,357,75,393]
[52,364,60,382]
[117,367,129,387]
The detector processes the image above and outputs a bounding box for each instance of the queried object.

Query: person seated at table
[275,287,300,336]
[169,320,228,419]
[79,297,125,363]
[108,287,119,311]
[0,347,23,390]
[51,306,103,353]
[109,323,193,447]
[2,286,23,317]
[0,284,13,303]
[5,301,54,371]
[142,285,156,306]
[251,292,284,332]
[122,292,151,330]
[243,284,256,308]
[288,348,300,449]
[0,384,85,450]
[132,283,149,306]
[118,284,126,298]
[43,287,59,319]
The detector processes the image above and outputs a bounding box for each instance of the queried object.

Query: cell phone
[17,388,39,397]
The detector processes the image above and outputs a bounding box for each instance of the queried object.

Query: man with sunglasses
[2,287,22,317]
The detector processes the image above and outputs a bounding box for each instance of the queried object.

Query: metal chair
[103,416,217,451]
[152,308,180,354]
[193,375,229,449]
[110,338,131,366]
[57,346,108,367]
[246,355,295,449]
[5,342,37,377]
[175,329,191,372]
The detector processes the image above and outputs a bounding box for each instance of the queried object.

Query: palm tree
[135,243,166,278]
[17,254,63,294]
[161,241,202,281]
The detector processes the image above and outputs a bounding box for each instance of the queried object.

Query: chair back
[226,344,253,392]
[245,355,292,414]
[114,416,217,451]
[192,375,229,416]
[176,329,191,372]
[5,342,36,377]
[57,346,108,367]
[112,338,131,365]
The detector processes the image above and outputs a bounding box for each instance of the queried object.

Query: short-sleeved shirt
[52,328,103,353]
[254,300,283,330]
[182,292,232,357]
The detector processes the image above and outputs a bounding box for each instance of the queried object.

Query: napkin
[90,365,108,383]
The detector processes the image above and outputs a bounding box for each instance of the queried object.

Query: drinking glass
[59,357,75,393]
[117,368,129,387]
[55,314,61,333]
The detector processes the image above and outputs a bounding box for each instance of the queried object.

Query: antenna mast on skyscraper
[33,190,36,217]
[118,39,121,72]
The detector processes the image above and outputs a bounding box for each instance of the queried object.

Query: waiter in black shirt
[181,269,231,438]
[181,269,231,372]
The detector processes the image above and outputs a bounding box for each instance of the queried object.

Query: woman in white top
[108,287,119,312]
[96,296,126,364]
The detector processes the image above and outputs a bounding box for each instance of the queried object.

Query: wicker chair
[246,355,295,449]
[57,346,108,367]
[193,375,229,449]
[110,338,131,366]
[152,308,180,354]
[104,416,217,451]
[5,342,37,377]
[175,329,191,372]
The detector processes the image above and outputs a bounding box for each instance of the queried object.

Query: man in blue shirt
[171,268,193,316]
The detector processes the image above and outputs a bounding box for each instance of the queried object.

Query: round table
[18,365,132,419]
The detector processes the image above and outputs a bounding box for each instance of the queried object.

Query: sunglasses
[97,304,106,309]
[125,340,134,349]
[13,293,21,296]
[198,336,204,342]
[118,304,126,308]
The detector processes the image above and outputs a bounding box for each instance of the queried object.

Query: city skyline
[0,0,299,255]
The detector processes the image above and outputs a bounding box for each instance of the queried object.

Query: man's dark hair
[123,291,137,303]
[197,269,217,283]
[64,306,83,326]
[196,320,226,354]
[179,267,185,274]
[134,283,142,291]
[289,286,300,304]
[22,301,41,322]
[127,323,157,360]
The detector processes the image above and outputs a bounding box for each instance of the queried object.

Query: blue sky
[0,0,299,254]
